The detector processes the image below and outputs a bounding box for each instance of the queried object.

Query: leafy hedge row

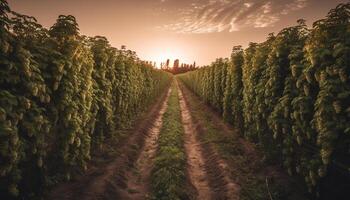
[178,3,350,196]
[0,1,171,199]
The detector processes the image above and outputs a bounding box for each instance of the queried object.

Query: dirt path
[121,88,172,199]
[47,87,171,200]
[178,83,212,200]
[177,82,239,200]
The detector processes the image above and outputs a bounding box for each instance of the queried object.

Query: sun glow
[153,49,182,68]
[138,38,194,68]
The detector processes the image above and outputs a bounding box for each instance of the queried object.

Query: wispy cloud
[159,0,309,33]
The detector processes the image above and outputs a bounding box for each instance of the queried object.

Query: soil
[177,81,240,200]
[178,83,212,200]
[121,88,172,200]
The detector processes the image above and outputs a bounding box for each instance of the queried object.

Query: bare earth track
[121,88,172,199]
[178,83,212,200]
[177,82,240,200]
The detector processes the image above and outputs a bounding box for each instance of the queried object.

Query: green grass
[150,83,192,200]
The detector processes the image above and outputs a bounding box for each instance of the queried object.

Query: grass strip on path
[150,82,195,200]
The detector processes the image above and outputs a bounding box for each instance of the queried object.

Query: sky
[7,0,349,67]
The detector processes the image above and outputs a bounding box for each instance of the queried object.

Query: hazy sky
[7,0,349,67]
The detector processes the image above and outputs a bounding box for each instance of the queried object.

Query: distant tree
[173,59,180,73]
[173,59,179,68]
[165,59,170,69]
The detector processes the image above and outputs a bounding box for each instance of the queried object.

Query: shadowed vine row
[178,3,350,198]
[0,1,171,199]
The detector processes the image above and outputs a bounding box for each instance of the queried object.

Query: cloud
[159,0,309,33]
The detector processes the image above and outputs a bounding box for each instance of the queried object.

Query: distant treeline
[161,59,198,74]
[178,3,350,199]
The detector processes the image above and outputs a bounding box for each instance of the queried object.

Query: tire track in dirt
[178,81,240,200]
[47,87,171,200]
[177,82,212,200]
[121,88,172,200]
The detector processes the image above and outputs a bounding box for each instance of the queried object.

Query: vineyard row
[178,3,350,196]
[0,1,171,198]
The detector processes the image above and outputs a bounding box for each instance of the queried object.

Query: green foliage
[213,58,227,112]
[0,2,171,198]
[303,3,350,191]
[243,34,275,148]
[0,6,50,197]
[223,46,244,130]
[89,36,116,149]
[178,3,350,195]
[47,14,95,179]
[177,58,229,114]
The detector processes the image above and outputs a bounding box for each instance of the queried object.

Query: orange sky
[7,0,348,67]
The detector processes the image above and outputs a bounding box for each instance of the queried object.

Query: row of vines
[178,3,350,198]
[0,1,171,199]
